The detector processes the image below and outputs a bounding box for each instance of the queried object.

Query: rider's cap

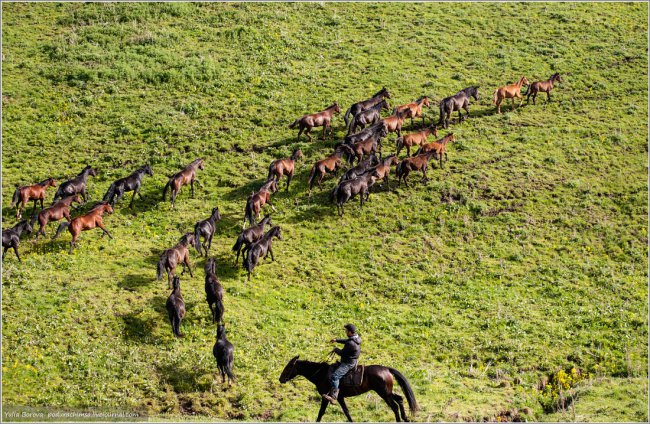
[344,324,357,334]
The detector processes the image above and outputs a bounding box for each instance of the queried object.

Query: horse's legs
[338,397,354,422]
[378,393,402,422]
[392,394,409,422]
[269,246,274,262]
[13,244,21,263]
[2,246,7,261]
[97,223,113,239]
[209,302,215,323]
[286,173,292,192]
[191,179,195,197]
[304,127,312,142]
[496,97,502,114]
[184,255,194,278]
[297,126,304,142]
[547,91,551,102]
[316,398,329,422]
[170,190,177,209]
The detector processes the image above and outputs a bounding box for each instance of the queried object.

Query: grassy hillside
[2,2,647,422]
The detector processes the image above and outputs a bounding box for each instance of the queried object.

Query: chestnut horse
[492,76,529,113]
[267,149,304,192]
[392,96,431,127]
[381,110,408,139]
[52,165,96,204]
[32,194,82,239]
[279,356,417,422]
[10,177,57,219]
[162,158,204,208]
[307,145,354,193]
[415,133,456,169]
[53,202,113,254]
[289,103,341,142]
[395,126,438,157]
[243,179,278,226]
[344,87,391,127]
[371,154,400,187]
[396,150,438,187]
[157,233,195,288]
[527,73,562,105]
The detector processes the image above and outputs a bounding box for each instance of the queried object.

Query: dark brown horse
[267,149,304,192]
[162,159,205,208]
[232,214,273,266]
[339,154,379,183]
[244,225,282,281]
[53,202,113,254]
[52,165,97,204]
[396,150,438,187]
[527,73,562,104]
[395,126,438,157]
[290,103,341,142]
[279,356,417,422]
[193,207,221,257]
[332,171,379,216]
[307,145,354,193]
[344,87,391,127]
[415,133,455,169]
[2,220,33,263]
[204,257,224,324]
[392,96,431,127]
[213,324,235,386]
[348,99,390,135]
[10,177,57,219]
[102,164,154,208]
[438,86,479,128]
[492,76,529,114]
[32,194,82,239]
[344,121,388,146]
[243,179,278,227]
[166,276,186,338]
[156,232,195,288]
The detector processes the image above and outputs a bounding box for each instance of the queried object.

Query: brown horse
[527,73,562,105]
[243,179,278,226]
[492,76,529,113]
[381,110,408,139]
[53,202,113,254]
[267,149,304,192]
[162,158,205,208]
[395,126,438,157]
[371,154,400,187]
[396,150,438,187]
[392,96,431,127]
[157,232,195,288]
[289,103,341,142]
[307,145,353,193]
[32,194,82,239]
[349,136,383,165]
[10,177,57,219]
[279,356,417,422]
[415,133,455,169]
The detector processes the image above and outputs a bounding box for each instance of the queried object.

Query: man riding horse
[322,324,362,405]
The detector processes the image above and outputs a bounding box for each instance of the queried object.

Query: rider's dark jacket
[334,334,362,365]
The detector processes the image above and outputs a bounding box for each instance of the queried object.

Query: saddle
[328,362,365,387]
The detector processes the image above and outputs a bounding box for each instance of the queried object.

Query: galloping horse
[244,226,282,281]
[156,233,195,288]
[492,76,529,114]
[52,165,97,204]
[193,207,222,257]
[243,179,278,226]
[10,177,56,219]
[344,87,391,127]
[307,145,354,193]
[32,194,82,239]
[396,150,438,187]
[392,96,431,127]
[348,99,390,135]
[290,103,341,142]
[279,355,418,422]
[395,126,438,157]
[102,164,154,208]
[53,202,113,254]
[232,215,273,266]
[267,149,304,192]
[438,86,480,128]
[415,133,456,169]
[527,73,562,105]
[2,220,33,263]
[162,159,204,208]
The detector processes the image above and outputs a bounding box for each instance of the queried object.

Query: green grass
[2,2,648,422]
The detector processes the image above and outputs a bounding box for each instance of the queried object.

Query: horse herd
[2,72,562,421]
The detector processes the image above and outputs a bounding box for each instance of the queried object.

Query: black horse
[339,154,379,183]
[437,86,479,129]
[244,226,282,281]
[213,324,235,386]
[344,120,387,146]
[232,214,273,266]
[279,356,417,422]
[165,276,186,338]
[344,87,391,127]
[332,171,379,216]
[193,207,221,257]
[102,164,154,208]
[52,165,97,204]
[347,99,390,135]
[2,220,33,263]
[204,258,224,324]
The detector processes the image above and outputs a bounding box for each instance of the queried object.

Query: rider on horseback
[322,323,362,404]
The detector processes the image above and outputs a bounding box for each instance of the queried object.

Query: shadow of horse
[155,358,214,393]
[118,273,153,291]
[120,310,165,345]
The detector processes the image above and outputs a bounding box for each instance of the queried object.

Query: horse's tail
[395,136,404,154]
[53,221,70,240]
[437,102,445,125]
[226,360,236,382]
[102,182,116,204]
[157,253,166,280]
[492,89,498,105]
[388,367,418,416]
[193,223,202,254]
[162,178,171,200]
[414,146,423,156]
[307,165,317,191]
[244,197,256,225]
[215,297,224,324]
[288,118,300,129]
[244,249,253,274]
[10,187,20,208]
[171,312,183,337]
[343,107,352,126]
[232,234,244,253]
[267,161,276,181]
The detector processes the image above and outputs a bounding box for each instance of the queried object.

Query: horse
[156,232,195,288]
[492,76,529,114]
[213,324,235,386]
[244,226,282,281]
[10,177,56,219]
[232,215,273,266]
[339,154,379,183]
[343,87,391,127]
[396,150,438,187]
[438,86,480,128]
[344,121,388,146]
[162,158,205,208]
[289,103,341,142]
[279,355,418,422]
[165,276,186,338]
[267,149,304,192]
[381,110,408,139]
[307,145,354,193]
[52,165,97,204]
[102,164,154,208]
[371,154,400,188]
[204,258,224,324]
[415,133,456,169]
[349,135,384,165]
[2,220,33,263]
[392,96,431,127]
[243,179,278,227]
[32,194,82,239]
[395,126,438,157]
[527,73,562,105]
[348,99,390,135]
[332,171,379,216]
[53,202,113,254]
[193,207,221,257]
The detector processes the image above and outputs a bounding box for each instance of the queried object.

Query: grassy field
[2,2,648,422]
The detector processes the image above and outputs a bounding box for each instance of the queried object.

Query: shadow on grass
[118,273,154,291]
[155,359,214,393]
[121,310,165,345]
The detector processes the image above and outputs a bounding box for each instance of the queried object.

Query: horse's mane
[372,87,388,97]
[38,178,52,185]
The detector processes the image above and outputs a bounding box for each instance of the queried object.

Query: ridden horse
[102,164,154,208]
[279,356,418,422]
[289,103,341,142]
[53,202,113,254]
[307,145,354,193]
[166,276,186,338]
[10,177,57,219]
[32,194,82,239]
[52,165,97,204]
[213,324,235,386]
[395,126,438,157]
[492,76,529,114]
[232,215,273,266]
[381,110,408,140]
[392,96,431,127]
[415,133,455,169]
[527,73,562,104]
[343,87,391,127]
[2,220,33,263]
[396,151,438,187]
[162,158,205,208]
[193,207,221,257]
[339,154,379,183]
[267,149,304,192]
[348,99,390,135]
[371,154,400,187]
[156,233,195,288]
[243,179,278,227]
[438,86,480,128]
[204,257,224,324]
[332,171,379,216]
[244,226,282,281]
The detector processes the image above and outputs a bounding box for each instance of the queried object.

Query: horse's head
[522,76,530,86]
[84,165,98,177]
[421,96,431,107]
[262,214,273,226]
[428,125,439,137]
[387,154,399,166]
[47,178,57,187]
[144,165,154,176]
[292,149,304,161]
[553,73,563,83]
[181,232,195,246]
[205,257,217,274]
[382,87,391,99]
[172,276,181,291]
[334,103,341,114]
[470,86,480,101]
[212,207,222,221]
[381,99,391,111]
[71,194,82,204]
[217,324,226,340]
[273,226,283,241]
[21,219,34,234]
[279,355,300,383]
